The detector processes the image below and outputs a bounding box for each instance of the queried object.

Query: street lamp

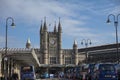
[4,17,15,80]
[81,39,92,63]
[106,14,120,63]
[5,17,15,55]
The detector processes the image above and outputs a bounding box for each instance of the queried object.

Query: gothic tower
[40,20,43,51]
[40,18,48,64]
[40,18,62,64]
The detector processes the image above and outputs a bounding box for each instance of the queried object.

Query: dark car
[86,64,95,80]
[114,64,120,80]
[92,63,118,80]
[79,64,95,80]
[74,66,82,79]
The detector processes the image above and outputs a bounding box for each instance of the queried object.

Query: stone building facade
[37,19,85,66]
[34,19,85,73]
[35,19,120,74]
[1,18,120,77]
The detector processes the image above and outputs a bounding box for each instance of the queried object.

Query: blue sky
[0,0,120,49]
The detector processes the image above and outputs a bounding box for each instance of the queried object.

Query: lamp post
[4,57,8,80]
[81,39,92,63]
[4,17,15,80]
[106,14,120,63]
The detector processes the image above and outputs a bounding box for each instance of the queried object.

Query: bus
[20,65,36,80]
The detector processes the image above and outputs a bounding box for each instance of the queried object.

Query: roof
[0,48,40,67]
[78,43,120,52]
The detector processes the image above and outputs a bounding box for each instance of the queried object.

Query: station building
[0,19,120,78]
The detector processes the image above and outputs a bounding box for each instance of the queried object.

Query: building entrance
[49,67,61,73]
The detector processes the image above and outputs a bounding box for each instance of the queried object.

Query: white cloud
[0,0,120,48]
[0,0,74,22]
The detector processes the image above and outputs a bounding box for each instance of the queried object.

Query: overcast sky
[0,0,120,49]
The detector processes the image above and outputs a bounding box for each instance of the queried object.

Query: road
[36,78,61,80]
[36,78,79,80]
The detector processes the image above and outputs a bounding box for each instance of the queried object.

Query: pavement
[36,78,59,80]
[36,78,79,80]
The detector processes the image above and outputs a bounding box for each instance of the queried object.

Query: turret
[40,20,43,34]
[43,17,48,64]
[58,18,63,64]
[54,21,57,33]
[26,38,31,49]
[43,17,47,32]
[40,21,43,50]
[73,40,78,51]
[73,40,78,65]
[58,18,62,33]
[58,18,62,50]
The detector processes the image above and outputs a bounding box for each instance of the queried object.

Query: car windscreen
[21,66,33,73]
[100,64,115,71]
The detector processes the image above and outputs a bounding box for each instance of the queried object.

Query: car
[85,64,95,80]
[74,66,82,79]
[58,71,64,78]
[40,72,49,78]
[80,64,89,80]
[92,63,118,80]
[49,73,54,78]
[79,64,95,80]
[114,64,120,80]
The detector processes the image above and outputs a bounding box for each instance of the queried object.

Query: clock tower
[40,18,62,64]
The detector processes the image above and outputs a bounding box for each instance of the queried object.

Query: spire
[54,21,57,32]
[43,17,47,31]
[26,38,31,49]
[58,17,62,32]
[40,20,43,33]
[73,39,77,48]
[74,39,77,45]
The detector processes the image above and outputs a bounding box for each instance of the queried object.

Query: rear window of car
[89,64,95,70]
[115,64,120,70]
[100,64,115,71]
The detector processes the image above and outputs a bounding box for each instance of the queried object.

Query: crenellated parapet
[62,49,73,54]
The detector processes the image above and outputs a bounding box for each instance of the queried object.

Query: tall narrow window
[65,57,71,64]
[50,57,56,64]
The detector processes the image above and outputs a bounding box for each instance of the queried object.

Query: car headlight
[112,75,116,78]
